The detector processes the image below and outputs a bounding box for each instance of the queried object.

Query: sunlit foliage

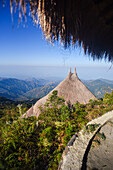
[0,90,113,169]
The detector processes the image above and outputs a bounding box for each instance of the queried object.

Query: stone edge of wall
[58,110,113,170]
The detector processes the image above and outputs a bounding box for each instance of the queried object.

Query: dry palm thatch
[23,68,97,118]
[8,0,113,61]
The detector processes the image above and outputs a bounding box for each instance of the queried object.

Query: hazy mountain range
[83,79,113,98]
[0,77,113,102]
[0,77,60,101]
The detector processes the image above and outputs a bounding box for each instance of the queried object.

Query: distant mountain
[0,78,38,100]
[83,79,113,98]
[0,77,60,101]
[0,96,10,101]
[17,82,59,101]
[0,77,113,101]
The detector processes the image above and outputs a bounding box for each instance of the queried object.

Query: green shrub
[0,117,39,169]
[1,90,113,169]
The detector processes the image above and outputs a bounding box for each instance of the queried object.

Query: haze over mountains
[0,77,113,102]
[83,79,113,98]
[0,77,60,101]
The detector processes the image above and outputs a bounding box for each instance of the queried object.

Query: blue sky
[0,1,113,80]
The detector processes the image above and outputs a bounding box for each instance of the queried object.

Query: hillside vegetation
[0,96,31,125]
[0,91,113,169]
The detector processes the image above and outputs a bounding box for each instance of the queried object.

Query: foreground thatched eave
[8,0,113,61]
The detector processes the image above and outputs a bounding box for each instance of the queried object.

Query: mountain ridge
[0,77,59,101]
[0,77,113,101]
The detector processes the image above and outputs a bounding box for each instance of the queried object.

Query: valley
[0,77,113,103]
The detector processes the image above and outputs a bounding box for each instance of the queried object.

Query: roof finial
[74,67,76,74]
[68,67,72,79]
[74,67,78,78]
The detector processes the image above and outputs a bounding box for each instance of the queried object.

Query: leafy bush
[103,91,113,105]
[1,90,113,169]
[0,117,39,169]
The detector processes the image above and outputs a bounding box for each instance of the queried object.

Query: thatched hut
[23,68,97,118]
[9,0,113,61]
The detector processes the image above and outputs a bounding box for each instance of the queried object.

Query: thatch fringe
[9,0,113,61]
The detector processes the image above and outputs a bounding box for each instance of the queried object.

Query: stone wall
[58,110,113,170]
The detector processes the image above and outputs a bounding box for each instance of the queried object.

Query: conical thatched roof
[9,0,113,61]
[24,68,97,118]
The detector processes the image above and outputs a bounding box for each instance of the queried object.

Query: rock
[58,110,113,170]
[87,118,113,170]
